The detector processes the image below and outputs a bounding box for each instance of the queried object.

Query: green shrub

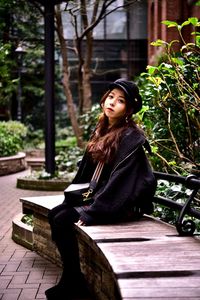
[0,121,27,156]
[55,126,78,154]
[0,42,17,107]
[24,128,44,150]
[79,104,101,141]
[55,146,84,176]
[138,17,200,175]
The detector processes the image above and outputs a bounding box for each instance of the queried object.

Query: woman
[45,79,157,299]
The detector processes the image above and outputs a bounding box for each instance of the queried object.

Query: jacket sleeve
[78,147,156,225]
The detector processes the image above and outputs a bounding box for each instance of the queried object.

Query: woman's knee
[49,205,79,228]
[48,203,67,224]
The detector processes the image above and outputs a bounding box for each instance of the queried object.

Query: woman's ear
[100,102,104,109]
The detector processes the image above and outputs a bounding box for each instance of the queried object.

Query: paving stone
[18,288,37,300]
[1,288,21,300]
[9,273,29,285]
[0,169,62,299]
[3,262,21,272]
[0,276,11,289]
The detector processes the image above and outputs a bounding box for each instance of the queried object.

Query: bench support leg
[176,188,198,236]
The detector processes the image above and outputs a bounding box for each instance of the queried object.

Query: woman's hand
[76,219,86,226]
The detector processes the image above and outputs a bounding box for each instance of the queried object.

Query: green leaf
[196,35,200,44]
[169,161,177,166]
[151,146,158,154]
[181,20,191,27]
[171,57,184,66]
[191,31,200,36]
[162,20,178,28]
[146,65,157,75]
[188,17,199,26]
[150,39,167,47]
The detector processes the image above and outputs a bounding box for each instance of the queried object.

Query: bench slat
[19,196,200,299]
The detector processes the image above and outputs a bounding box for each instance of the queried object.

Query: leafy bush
[138,18,200,175]
[55,126,78,154]
[0,42,17,107]
[0,121,27,156]
[55,146,84,177]
[79,103,101,141]
[24,127,44,150]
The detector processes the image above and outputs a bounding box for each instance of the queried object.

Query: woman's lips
[106,107,114,112]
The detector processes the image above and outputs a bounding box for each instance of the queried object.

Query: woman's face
[103,88,127,126]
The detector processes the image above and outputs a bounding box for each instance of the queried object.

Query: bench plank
[81,218,200,299]
[19,196,200,299]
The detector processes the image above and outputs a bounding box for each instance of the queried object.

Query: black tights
[48,203,81,279]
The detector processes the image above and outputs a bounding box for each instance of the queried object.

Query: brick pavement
[0,169,63,300]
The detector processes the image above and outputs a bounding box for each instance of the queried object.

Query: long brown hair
[87,90,136,163]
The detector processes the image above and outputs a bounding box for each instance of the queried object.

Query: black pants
[48,203,81,278]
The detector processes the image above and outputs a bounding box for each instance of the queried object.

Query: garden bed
[0,152,27,176]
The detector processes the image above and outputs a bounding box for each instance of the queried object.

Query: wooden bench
[19,177,200,300]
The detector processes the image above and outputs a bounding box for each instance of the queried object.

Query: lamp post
[27,0,63,175]
[15,44,26,122]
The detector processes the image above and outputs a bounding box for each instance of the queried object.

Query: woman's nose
[110,99,115,106]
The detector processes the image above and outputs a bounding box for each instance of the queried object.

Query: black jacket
[72,126,157,225]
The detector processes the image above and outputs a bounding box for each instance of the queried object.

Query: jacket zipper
[109,145,140,178]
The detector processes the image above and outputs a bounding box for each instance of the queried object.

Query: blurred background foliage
[0,0,199,178]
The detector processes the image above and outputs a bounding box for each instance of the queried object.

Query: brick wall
[148,0,200,64]
[33,213,62,267]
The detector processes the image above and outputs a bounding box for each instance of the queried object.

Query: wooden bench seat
[19,195,200,299]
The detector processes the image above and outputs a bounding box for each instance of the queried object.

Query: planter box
[0,152,27,176]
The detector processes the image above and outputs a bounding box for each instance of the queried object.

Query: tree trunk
[80,0,94,113]
[82,58,92,112]
[76,38,84,114]
[55,5,84,148]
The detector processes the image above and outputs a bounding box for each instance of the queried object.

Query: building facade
[61,0,148,102]
[148,0,200,64]
[63,0,199,101]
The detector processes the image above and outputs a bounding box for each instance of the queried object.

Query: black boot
[45,272,91,300]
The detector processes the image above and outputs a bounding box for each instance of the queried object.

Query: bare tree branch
[65,0,138,40]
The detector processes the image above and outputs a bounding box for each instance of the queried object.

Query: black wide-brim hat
[108,79,142,113]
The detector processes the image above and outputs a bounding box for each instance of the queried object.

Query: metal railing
[153,171,200,236]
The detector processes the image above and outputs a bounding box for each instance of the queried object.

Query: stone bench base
[17,195,122,299]
[20,195,63,266]
[14,195,200,300]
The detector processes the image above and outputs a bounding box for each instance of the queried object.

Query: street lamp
[27,0,63,175]
[15,43,26,122]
